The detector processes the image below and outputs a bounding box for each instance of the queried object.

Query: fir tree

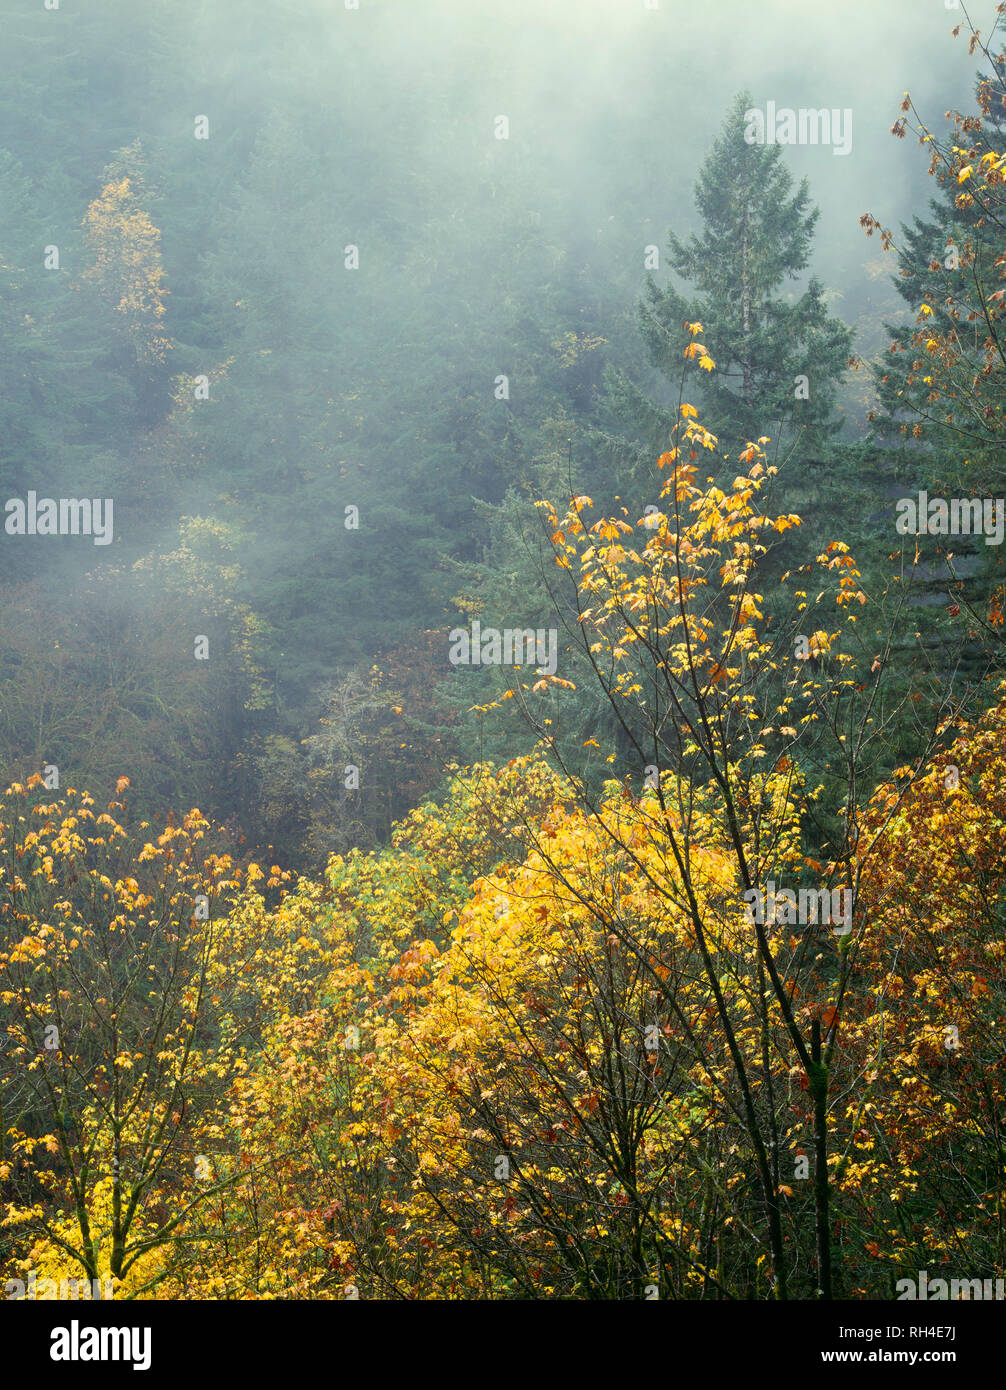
[599,90,853,525]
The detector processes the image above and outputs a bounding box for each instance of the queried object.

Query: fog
[0,0,995,862]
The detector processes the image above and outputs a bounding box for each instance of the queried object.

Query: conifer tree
[868,44,1006,499]
[601,90,853,513]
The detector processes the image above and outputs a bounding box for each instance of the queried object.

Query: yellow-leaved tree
[81,172,171,366]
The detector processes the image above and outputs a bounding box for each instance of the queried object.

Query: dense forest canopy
[0,0,979,862]
[3,0,1006,1326]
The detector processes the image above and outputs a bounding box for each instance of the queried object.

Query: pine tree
[864,36,1006,696]
[869,53,1006,498]
[600,90,853,512]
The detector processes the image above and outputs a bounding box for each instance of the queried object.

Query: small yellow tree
[82,176,171,365]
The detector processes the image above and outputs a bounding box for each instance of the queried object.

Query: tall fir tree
[598,90,854,537]
[864,32,1006,698]
[869,48,1006,498]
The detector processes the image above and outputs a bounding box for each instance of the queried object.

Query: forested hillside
[3,0,1006,1326]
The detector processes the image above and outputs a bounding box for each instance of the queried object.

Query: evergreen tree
[599,90,853,520]
[869,52,1006,498]
[865,37,1006,697]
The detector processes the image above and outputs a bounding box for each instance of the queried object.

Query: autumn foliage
[5,356,1004,1300]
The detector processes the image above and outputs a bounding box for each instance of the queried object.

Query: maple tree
[45,343,987,1302]
[834,694,1006,1290]
[81,173,171,369]
[11,684,1006,1299]
[487,332,973,1296]
[0,773,294,1294]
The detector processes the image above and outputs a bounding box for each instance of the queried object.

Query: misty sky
[321,0,987,384]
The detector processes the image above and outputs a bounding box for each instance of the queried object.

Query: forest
[3,0,1006,1313]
